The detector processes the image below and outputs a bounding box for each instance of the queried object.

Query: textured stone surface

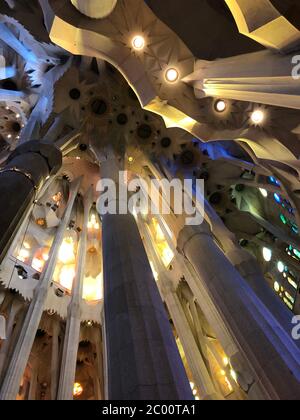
[102,213,192,400]
[0,141,62,263]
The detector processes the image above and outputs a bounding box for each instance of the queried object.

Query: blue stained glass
[269,176,280,186]
[274,193,281,204]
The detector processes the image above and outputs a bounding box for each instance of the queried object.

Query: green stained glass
[280,214,287,225]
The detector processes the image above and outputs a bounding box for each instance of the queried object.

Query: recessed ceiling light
[132,35,145,50]
[165,68,179,83]
[251,110,265,124]
[215,99,226,112]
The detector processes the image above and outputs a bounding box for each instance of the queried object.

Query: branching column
[136,212,221,400]
[51,320,60,400]
[98,149,192,400]
[57,188,93,400]
[0,300,23,380]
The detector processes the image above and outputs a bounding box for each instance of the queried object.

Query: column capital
[8,140,62,176]
[177,221,212,256]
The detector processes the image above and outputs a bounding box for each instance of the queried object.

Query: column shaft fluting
[98,150,192,400]
[178,223,300,400]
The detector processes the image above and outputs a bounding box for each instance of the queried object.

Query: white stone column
[136,212,221,399]
[97,147,192,400]
[0,177,82,400]
[178,221,300,400]
[50,320,60,400]
[28,361,38,400]
[161,277,222,400]
[93,327,104,400]
[0,300,23,380]
[57,188,93,400]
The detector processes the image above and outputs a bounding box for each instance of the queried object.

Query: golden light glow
[160,246,174,267]
[17,249,30,262]
[230,369,238,383]
[223,356,229,367]
[58,237,76,264]
[73,382,83,397]
[32,258,43,272]
[274,281,280,293]
[132,35,145,50]
[52,192,62,203]
[225,376,233,392]
[165,68,179,83]
[88,214,100,230]
[82,273,103,301]
[59,264,76,291]
[149,261,159,282]
[31,247,50,272]
[36,218,46,227]
[151,218,174,267]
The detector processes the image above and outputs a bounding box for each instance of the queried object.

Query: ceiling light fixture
[251,110,265,125]
[215,99,226,112]
[132,35,145,50]
[165,68,179,83]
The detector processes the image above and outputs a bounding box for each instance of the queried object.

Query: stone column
[3,175,56,265]
[28,361,38,400]
[204,198,295,334]
[161,278,222,400]
[98,148,192,400]
[178,221,300,400]
[136,212,220,399]
[51,320,60,400]
[0,140,62,263]
[226,247,294,333]
[57,188,93,400]
[91,327,104,400]
[0,177,82,400]
[0,300,23,380]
